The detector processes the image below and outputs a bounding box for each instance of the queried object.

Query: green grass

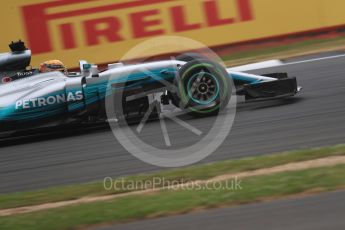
[1,144,345,210]
[1,164,345,230]
[221,35,345,64]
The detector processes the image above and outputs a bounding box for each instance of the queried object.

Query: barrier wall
[2,0,345,67]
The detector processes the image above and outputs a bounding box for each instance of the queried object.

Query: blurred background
[2,0,345,67]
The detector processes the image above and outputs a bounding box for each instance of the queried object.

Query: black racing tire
[176,53,207,62]
[171,59,231,117]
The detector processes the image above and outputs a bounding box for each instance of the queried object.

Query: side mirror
[80,62,99,78]
[83,63,92,70]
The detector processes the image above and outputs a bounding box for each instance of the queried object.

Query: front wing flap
[241,77,299,100]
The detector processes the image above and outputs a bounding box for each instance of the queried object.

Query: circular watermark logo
[105,36,237,167]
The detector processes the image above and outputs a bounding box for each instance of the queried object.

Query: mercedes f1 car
[0,41,301,132]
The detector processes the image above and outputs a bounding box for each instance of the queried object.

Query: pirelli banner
[2,0,345,67]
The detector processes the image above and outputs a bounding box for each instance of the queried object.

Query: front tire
[172,59,231,117]
[176,53,207,62]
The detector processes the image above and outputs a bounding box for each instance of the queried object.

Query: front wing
[241,77,300,100]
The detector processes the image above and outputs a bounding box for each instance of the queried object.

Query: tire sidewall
[176,59,231,116]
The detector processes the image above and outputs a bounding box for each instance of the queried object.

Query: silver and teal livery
[0,41,301,132]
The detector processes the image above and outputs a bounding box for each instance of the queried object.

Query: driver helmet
[39,60,68,76]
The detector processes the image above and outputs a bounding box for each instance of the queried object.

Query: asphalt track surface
[99,190,345,230]
[1,53,345,193]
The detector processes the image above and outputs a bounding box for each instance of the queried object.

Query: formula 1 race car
[0,40,301,133]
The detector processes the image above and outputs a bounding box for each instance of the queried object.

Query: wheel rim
[187,71,220,105]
